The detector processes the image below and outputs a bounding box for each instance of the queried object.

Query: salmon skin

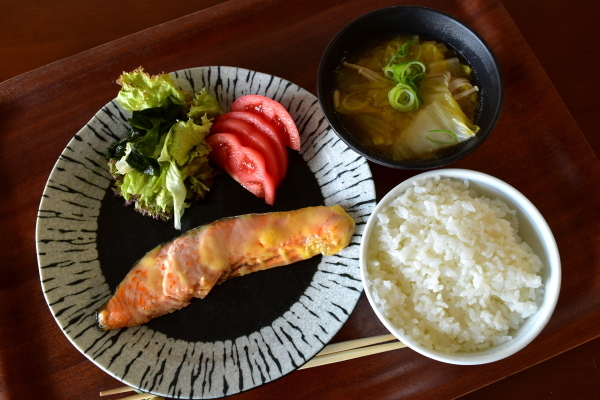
[96,205,355,330]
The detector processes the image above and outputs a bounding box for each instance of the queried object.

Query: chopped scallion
[386,41,422,66]
[388,83,420,112]
[384,41,426,112]
[425,130,457,144]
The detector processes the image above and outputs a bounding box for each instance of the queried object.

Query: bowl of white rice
[360,169,560,364]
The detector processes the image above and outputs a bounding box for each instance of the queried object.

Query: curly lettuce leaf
[156,118,213,228]
[164,161,187,230]
[159,117,212,167]
[116,67,188,112]
[187,88,224,121]
[114,117,215,229]
[117,160,194,229]
[181,152,214,201]
[119,167,171,218]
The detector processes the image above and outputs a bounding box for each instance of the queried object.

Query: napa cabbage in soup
[333,36,480,160]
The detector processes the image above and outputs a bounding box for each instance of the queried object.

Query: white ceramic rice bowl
[359,169,561,365]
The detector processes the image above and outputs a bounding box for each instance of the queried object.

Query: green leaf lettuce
[116,67,189,112]
[187,88,224,121]
[108,69,220,229]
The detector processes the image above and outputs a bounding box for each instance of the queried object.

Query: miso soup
[333,35,480,160]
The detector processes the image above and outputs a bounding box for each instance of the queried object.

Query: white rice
[366,177,543,353]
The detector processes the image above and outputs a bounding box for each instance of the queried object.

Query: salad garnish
[106,67,223,229]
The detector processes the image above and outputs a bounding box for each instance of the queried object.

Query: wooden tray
[2,0,599,398]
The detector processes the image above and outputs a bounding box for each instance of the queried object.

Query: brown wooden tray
[2,0,599,398]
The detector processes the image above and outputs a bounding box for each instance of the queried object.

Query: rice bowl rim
[359,168,561,365]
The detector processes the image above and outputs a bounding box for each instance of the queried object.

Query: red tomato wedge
[230,95,301,151]
[216,111,288,157]
[206,133,276,205]
[211,117,287,184]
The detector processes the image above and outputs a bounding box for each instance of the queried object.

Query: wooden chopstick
[99,387,160,399]
[299,341,406,369]
[101,334,404,397]
[100,386,137,396]
[314,333,397,356]
[111,393,159,400]
[99,386,159,399]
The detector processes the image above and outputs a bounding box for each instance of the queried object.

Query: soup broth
[334,35,480,160]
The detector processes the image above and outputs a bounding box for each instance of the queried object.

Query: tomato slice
[211,117,287,184]
[230,95,301,151]
[216,111,287,156]
[206,133,276,205]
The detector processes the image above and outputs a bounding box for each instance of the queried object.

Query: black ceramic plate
[36,67,376,399]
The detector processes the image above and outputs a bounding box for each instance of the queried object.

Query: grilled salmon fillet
[96,205,355,330]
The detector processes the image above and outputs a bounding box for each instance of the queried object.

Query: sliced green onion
[384,42,426,112]
[411,42,422,60]
[425,130,457,144]
[391,61,426,85]
[386,41,422,66]
[383,66,395,80]
[388,83,419,112]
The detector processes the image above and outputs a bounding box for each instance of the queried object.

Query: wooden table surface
[1,0,599,399]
